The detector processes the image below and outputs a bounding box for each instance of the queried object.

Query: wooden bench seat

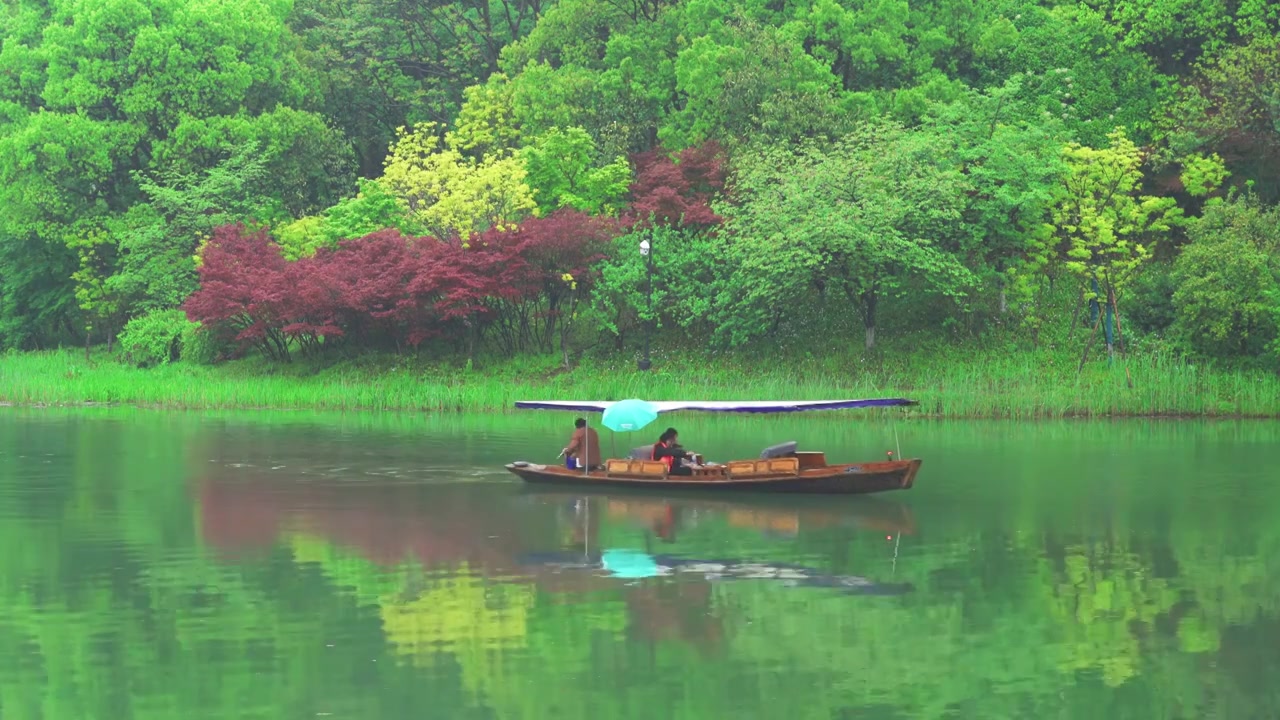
[605,459,668,477]
[726,457,800,478]
[604,457,800,479]
[762,457,801,474]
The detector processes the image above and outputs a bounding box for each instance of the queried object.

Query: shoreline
[4,348,1278,420]
[2,399,1278,420]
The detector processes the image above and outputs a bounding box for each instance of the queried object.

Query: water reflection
[523,488,917,539]
[7,411,1280,719]
[197,464,917,669]
[518,489,914,593]
[197,465,915,586]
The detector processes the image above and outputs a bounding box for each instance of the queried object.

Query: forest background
[1,0,1279,415]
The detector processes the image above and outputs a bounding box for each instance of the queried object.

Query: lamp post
[638,237,652,371]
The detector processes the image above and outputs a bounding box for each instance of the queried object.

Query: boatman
[563,418,602,470]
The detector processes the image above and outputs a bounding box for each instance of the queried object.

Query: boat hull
[504,459,921,495]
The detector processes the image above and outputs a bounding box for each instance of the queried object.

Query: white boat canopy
[513,399,917,413]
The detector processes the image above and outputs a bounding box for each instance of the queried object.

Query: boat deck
[506,457,921,495]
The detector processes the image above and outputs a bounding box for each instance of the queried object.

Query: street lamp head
[639,239,650,256]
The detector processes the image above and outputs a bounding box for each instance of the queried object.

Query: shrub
[1126,261,1177,337]
[180,322,225,365]
[185,213,620,362]
[118,309,198,367]
[1171,196,1280,359]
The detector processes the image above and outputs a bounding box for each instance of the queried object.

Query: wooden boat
[506,398,922,496]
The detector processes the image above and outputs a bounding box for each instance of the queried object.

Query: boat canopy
[513,399,917,413]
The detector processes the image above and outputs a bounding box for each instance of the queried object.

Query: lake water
[1,408,1278,719]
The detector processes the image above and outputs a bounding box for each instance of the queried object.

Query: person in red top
[563,418,603,470]
[651,427,695,476]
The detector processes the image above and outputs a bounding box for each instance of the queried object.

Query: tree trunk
[559,323,570,369]
[861,289,877,350]
[1108,284,1134,388]
[1077,311,1102,374]
[1067,289,1085,343]
[85,329,91,361]
[465,320,476,367]
[999,290,1007,314]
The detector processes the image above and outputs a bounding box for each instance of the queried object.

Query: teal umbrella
[601,398,659,432]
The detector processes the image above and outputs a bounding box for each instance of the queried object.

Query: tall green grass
[2,347,1277,418]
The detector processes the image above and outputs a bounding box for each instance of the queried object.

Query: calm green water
[1,409,1279,719]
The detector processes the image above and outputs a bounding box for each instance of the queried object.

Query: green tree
[0,110,134,348]
[275,179,422,260]
[1171,194,1280,359]
[720,122,974,350]
[155,107,357,218]
[924,76,1068,320]
[1162,38,1280,201]
[448,74,524,159]
[523,127,631,215]
[109,144,278,312]
[663,17,844,148]
[977,3,1173,147]
[589,226,726,348]
[291,0,549,175]
[1085,0,1279,71]
[0,0,323,348]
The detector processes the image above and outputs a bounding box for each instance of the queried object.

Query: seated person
[562,417,603,470]
[652,427,695,476]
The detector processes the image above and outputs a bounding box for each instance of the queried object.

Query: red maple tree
[185,211,622,361]
[185,225,296,361]
[626,140,726,229]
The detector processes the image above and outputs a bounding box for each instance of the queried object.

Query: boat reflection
[522,549,912,594]
[521,487,916,542]
[522,489,915,596]
[197,467,915,657]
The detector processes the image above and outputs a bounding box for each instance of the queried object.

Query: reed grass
[1,347,1277,418]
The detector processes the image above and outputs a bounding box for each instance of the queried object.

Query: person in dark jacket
[651,427,694,476]
[563,417,603,470]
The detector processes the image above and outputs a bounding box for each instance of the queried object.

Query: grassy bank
[2,345,1278,418]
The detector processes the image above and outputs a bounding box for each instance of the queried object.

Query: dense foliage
[2,0,1278,368]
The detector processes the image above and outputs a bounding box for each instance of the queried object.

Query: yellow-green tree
[67,228,122,359]
[448,75,523,159]
[379,123,537,240]
[1052,130,1182,297]
[1046,129,1191,357]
